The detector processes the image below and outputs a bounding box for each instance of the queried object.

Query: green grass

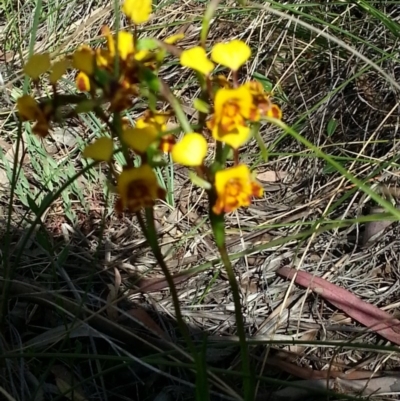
[1,0,400,400]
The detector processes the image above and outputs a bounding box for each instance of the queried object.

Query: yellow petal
[24,53,51,79]
[134,50,150,61]
[49,58,69,84]
[213,124,251,149]
[83,137,114,161]
[211,40,251,71]
[164,33,185,44]
[214,86,252,120]
[101,26,115,57]
[122,0,152,25]
[267,104,282,120]
[122,127,158,153]
[215,164,250,196]
[172,133,207,167]
[180,47,214,75]
[117,31,134,60]
[76,72,91,92]
[73,47,94,75]
[17,95,40,121]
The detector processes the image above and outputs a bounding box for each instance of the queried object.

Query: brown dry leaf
[106,284,118,321]
[26,324,102,348]
[51,127,78,148]
[114,266,122,288]
[5,142,29,166]
[0,138,11,152]
[336,375,400,395]
[277,266,400,345]
[271,375,400,401]
[0,169,9,192]
[51,365,88,401]
[268,356,382,381]
[137,272,194,293]
[362,207,395,247]
[257,170,288,182]
[126,307,171,340]
[0,140,28,192]
[288,329,318,355]
[330,312,351,324]
[106,267,121,321]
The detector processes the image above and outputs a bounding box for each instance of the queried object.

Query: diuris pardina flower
[245,81,282,121]
[122,111,174,154]
[138,110,171,132]
[72,28,139,111]
[211,40,251,71]
[116,164,165,213]
[172,133,207,167]
[138,111,175,153]
[213,164,263,215]
[76,72,91,92]
[17,95,53,137]
[207,85,252,149]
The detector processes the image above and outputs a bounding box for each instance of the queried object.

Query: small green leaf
[193,98,210,114]
[140,68,160,92]
[136,38,159,51]
[76,99,97,114]
[252,123,268,162]
[327,119,337,137]
[27,195,39,215]
[94,68,112,88]
[189,171,212,190]
[323,159,344,174]
[252,72,273,92]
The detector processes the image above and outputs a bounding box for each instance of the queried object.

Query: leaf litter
[2,1,400,400]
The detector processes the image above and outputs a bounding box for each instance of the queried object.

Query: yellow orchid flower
[115,164,166,213]
[207,85,253,149]
[213,164,263,214]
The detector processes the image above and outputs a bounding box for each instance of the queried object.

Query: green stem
[159,80,192,134]
[146,208,193,345]
[200,0,221,48]
[137,210,193,350]
[138,208,210,399]
[210,209,253,401]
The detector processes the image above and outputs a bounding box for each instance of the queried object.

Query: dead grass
[1,0,400,400]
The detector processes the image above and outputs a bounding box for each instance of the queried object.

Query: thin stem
[209,195,252,400]
[137,209,195,353]
[138,208,210,398]
[159,79,192,134]
[232,70,239,88]
[233,149,239,166]
[218,244,253,401]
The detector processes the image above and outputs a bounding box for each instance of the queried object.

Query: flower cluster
[18,0,282,216]
[177,39,282,214]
